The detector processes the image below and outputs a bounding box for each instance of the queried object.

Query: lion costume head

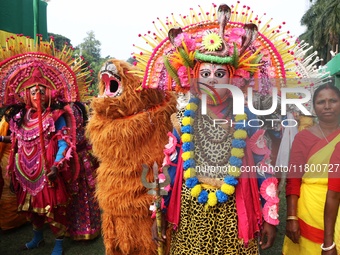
[93,59,175,120]
[88,59,177,162]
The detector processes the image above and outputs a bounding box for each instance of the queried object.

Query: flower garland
[181,97,248,209]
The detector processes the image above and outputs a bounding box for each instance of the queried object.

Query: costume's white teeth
[100,72,116,80]
[113,87,123,97]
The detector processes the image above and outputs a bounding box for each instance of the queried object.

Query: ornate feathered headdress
[129,2,329,105]
[0,35,93,107]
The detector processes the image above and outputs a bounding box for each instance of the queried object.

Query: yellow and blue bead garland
[181,97,248,208]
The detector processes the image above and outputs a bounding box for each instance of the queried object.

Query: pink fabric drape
[166,148,184,228]
[235,137,262,244]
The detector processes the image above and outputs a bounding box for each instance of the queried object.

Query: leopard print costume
[169,103,259,255]
[170,185,258,255]
[194,106,233,180]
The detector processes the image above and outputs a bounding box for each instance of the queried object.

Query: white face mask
[30,85,46,108]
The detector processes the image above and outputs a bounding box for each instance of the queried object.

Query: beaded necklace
[181,97,248,209]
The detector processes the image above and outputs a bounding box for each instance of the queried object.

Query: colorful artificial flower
[229,35,242,46]
[178,66,193,88]
[216,190,229,203]
[191,184,202,197]
[235,69,250,79]
[175,33,196,52]
[263,201,279,225]
[186,177,199,188]
[260,178,279,203]
[184,169,192,180]
[261,48,270,61]
[235,113,247,122]
[182,151,194,161]
[267,66,276,78]
[207,192,218,207]
[230,27,246,37]
[202,33,223,51]
[254,40,262,48]
[197,190,209,203]
[221,183,235,195]
[231,148,245,158]
[163,132,178,163]
[228,167,242,177]
[233,76,246,88]
[182,116,194,126]
[234,129,248,140]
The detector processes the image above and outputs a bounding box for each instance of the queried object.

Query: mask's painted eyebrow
[215,69,227,72]
[200,69,211,72]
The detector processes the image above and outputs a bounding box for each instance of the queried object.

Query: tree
[79,31,101,63]
[72,31,102,96]
[126,57,137,65]
[300,0,340,64]
[314,0,340,62]
[48,33,73,51]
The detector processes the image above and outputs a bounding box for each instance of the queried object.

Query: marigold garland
[181,98,248,209]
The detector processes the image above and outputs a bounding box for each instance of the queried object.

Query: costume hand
[151,213,167,247]
[260,221,276,249]
[286,219,300,244]
[46,165,58,182]
[322,247,337,255]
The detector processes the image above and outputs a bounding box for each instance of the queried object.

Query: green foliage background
[301,0,340,64]
[48,31,115,97]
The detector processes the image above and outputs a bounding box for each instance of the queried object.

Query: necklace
[318,124,340,146]
[27,108,47,122]
[181,97,248,209]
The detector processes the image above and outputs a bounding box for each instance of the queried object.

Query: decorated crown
[0,35,94,107]
[129,2,329,104]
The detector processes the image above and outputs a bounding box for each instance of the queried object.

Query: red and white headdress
[0,35,93,107]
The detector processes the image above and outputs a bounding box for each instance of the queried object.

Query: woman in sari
[283,84,340,255]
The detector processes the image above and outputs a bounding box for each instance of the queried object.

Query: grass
[0,189,287,255]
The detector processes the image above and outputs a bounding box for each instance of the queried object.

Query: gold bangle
[286,216,299,221]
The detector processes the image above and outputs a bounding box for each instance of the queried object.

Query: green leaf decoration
[178,48,195,68]
[163,55,181,85]
[232,42,239,69]
[251,54,263,65]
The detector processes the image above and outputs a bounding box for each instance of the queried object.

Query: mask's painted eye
[215,71,226,78]
[30,90,36,96]
[200,71,211,78]
[40,90,45,96]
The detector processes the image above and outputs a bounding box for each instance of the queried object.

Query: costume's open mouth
[101,72,123,97]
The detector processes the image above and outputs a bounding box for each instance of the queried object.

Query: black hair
[312,84,340,107]
[74,101,88,124]
[0,107,6,121]
[4,104,27,127]
[4,101,67,128]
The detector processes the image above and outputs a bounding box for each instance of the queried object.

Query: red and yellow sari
[283,129,340,255]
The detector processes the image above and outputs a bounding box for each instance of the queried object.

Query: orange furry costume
[86,59,177,255]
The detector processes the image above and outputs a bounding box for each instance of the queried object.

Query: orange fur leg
[101,211,119,255]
